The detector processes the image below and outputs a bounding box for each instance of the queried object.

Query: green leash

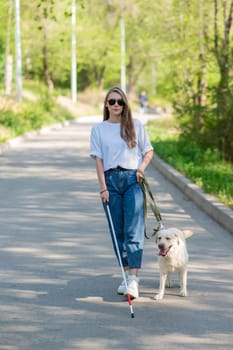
[138,170,163,239]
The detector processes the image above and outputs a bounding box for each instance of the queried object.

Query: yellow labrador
[154,227,193,300]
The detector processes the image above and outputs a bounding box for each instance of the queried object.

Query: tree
[170,0,233,160]
[213,0,233,159]
[1,0,232,161]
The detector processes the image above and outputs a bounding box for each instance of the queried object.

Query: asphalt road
[0,116,232,350]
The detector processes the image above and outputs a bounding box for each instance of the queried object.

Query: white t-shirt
[90,118,153,171]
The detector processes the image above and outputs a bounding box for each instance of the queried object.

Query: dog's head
[155,228,192,257]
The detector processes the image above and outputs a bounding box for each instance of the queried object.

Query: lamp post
[120,0,126,93]
[71,0,77,103]
[5,0,13,95]
[15,0,22,102]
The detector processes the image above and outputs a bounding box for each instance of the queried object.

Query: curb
[151,153,233,235]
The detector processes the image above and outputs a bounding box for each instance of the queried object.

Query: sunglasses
[108,98,125,106]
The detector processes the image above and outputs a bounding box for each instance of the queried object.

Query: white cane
[106,204,135,318]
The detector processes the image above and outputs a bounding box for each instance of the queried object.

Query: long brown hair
[103,86,136,148]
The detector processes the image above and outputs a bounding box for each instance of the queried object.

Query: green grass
[0,83,101,145]
[0,91,75,143]
[146,116,233,209]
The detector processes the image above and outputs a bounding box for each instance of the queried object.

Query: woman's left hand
[136,169,144,182]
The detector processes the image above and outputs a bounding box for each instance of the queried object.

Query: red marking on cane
[127,294,135,318]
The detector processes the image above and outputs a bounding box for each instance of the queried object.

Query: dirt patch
[57,89,105,117]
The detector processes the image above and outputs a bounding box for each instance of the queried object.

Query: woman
[90,86,153,299]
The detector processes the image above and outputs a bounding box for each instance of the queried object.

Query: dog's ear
[184,230,193,239]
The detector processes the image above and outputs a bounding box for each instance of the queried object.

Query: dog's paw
[179,289,188,297]
[154,293,164,300]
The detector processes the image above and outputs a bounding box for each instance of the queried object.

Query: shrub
[147,119,233,209]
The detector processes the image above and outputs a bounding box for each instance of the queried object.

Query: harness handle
[138,169,163,239]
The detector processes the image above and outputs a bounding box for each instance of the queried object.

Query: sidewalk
[0,116,232,350]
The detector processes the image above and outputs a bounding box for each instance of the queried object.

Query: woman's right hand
[100,189,109,203]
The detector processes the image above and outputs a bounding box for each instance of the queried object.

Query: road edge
[151,153,233,235]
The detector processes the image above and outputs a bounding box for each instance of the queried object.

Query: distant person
[139,91,148,113]
[90,86,153,299]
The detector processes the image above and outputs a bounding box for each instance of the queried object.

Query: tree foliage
[0,0,232,160]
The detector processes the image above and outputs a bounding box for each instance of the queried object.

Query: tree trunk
[213,0,233,159]
[42,22,54,90]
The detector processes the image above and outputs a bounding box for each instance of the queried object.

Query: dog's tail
[183,230,193,239]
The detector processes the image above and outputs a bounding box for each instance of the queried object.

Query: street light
[120,0,126,93]
[15,0,22,102]
[71,0,77,103]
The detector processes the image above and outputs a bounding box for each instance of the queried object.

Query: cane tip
[131,313,135,318]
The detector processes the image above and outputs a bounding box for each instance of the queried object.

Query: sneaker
[117,279,127,295]
[125,275,139,299]
[117,271,129,295]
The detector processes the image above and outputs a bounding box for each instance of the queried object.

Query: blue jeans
[103,169,144,269]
